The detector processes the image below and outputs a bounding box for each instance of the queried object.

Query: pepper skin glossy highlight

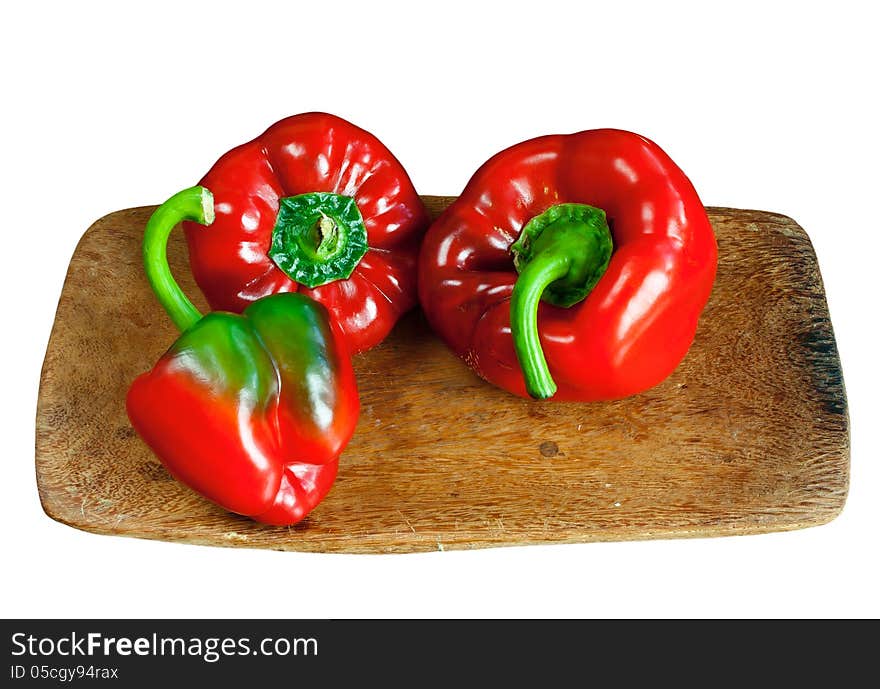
[418,129,718,401]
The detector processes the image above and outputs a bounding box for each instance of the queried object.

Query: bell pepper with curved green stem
[127,186,359,525]
[419,128,717,401]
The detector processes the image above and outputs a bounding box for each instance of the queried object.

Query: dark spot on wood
[290,519,311,532]
[539,441,559,457]
[128,311,151,329]
[137,463,173,481]
[449,492,459,498]
[798,322,846,417]
[114,425,137,440]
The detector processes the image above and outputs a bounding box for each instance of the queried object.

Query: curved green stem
[510,253,569,399]
[143,186,214,332]
[509,203,614,400]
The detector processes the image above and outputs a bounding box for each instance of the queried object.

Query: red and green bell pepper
[419,129,717,401]
[127,187,359,525]
[183,112,429,354]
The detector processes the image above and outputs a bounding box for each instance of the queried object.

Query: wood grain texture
[35,197,849,552]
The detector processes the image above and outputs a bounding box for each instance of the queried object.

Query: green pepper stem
[510,253,569,399]
[268,192,368,288]
[143,186,214,332]
[508,203,614,400]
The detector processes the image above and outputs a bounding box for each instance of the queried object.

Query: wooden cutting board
[35,197,849,553]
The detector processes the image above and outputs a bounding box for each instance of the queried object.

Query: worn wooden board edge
[36,499,849,554]
[34,199,850,553]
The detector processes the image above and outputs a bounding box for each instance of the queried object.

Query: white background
[2,1,877,618]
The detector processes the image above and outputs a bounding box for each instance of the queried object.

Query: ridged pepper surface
[184,113,429,354]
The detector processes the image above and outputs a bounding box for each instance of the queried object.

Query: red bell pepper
[418,129,717,401]
[127,187,359,525]
[183,112,429,354]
